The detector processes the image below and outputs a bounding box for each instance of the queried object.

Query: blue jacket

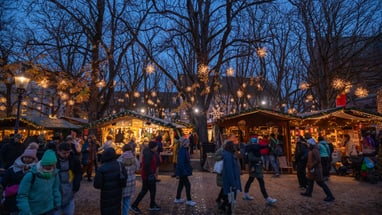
[222,149,242,194]
[175,146,192,177]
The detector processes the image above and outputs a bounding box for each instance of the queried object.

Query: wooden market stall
[0,115,82,141]
[217,108,300,168]
[89,110,185,159]
[295,107,382,162]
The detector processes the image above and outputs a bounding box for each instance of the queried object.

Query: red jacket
[259,139,269,155]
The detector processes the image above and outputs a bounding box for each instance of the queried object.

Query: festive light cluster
[355,87,368,98]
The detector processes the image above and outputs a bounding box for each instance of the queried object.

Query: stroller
[334,155,364,179]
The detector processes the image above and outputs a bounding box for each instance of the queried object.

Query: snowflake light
[355,87,368,98]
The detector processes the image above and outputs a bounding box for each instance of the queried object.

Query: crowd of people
[2,128,379,215]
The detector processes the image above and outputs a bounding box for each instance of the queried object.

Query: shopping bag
[213,160,224,174]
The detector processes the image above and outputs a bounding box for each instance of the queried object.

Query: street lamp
[14,75,31,134]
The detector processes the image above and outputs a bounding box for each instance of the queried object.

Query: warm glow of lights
[60,93,69,100]
[0,105,5,111]
[237,90,244,98]
[68,100,75,106]
[39,79,49,88]
[261,100,266,105]
[33,97,39,102]
[256,84,263,91]
[281,103,287,107]
[299,82,310,90]
[247,94,251,99]
[117,98,124,103]
[306,94,313,101]
[288,108,296,114]
[226,67,235,76]
[355,87,368,98]
[124,93,129,98]
[14,76,31,90]
[242,83,247,88]
[147,99,154,105]
[332,78,344,90]
[140,108,145,113]
[0,97,6,103]
[256,47,267,57]
[37,106,41,110]
[230,98,234,102]
[146,64,155,74]
[151,91,157,97]
[198,64,209,75]
[133,92,140,98]
[186,86,192,92]
[21,101,27,106]
[96,80,106,88]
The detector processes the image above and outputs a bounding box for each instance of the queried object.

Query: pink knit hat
[22,148,38,160]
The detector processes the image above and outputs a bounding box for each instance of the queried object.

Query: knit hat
[22,148,38,160]
[250,137,258,144]
[40,150,57,166]
[27,142,39,150]
[149,141,158,149]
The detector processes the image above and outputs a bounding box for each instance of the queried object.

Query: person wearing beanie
[173,136,196,206]
[17,149,61,215]
[94,148,127,215]
[1,147,38,213]
[301,136,335,202]
[242,137,277,205]
[130,141,161,213]
[54,142,82,215]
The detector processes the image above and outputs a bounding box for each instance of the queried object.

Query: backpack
[275,144,283,156]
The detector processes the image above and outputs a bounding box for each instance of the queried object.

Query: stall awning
[218,107,300,122]
[298,107,382,122]
[0,115,82,129]
[90,110,185,129]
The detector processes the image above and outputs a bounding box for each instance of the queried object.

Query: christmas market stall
[216,108,300,172]
[89,110,185,167]
[0,115,82,141]
[295,107,382,162]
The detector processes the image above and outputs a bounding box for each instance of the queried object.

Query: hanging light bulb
[256,47,267,57]
[226,67,235,76]
[355,87,368,98]
[146,64,155,74]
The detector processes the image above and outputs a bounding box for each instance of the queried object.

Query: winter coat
[141,147,158,180]
[214,147,224,187]
[318,140,331,158]
[94,148,127,215]
[295,141,308,164]
[222,149,242,195]
[56,153,82,206]
[2,157,37,213]
[0,142,25,169]
[16,165,61,215]
[81,139,97,165]
[306,145,323,182]
[118,151,140,198]
[176,146,193,177]
[259,139,270,155]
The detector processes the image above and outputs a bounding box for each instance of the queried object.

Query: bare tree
[289,0,382,110]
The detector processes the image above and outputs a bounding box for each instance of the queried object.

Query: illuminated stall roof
[90,110,185,129]
[298,107,382,121]
[0,115,81,129]
[218,107,300,125]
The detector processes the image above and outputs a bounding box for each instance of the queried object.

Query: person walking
[93,147,127,215]
[214,143,225,208]
[173,137,196,206]
[81,134,98,182]
[318,136,331,180]
[259,135,270,171]
[294,135,308,189]
[301,134,335,202]
[268,133,280,177]
[130,141,161,214]
[118,144,140,215]
[1,146,38,214]
[242,137,277,205]
[16,149,61,215]
[220,140,242,215]
[54,142,82,215]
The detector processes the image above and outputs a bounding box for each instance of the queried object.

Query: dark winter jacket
[56,153,82,206]
[175,146,192,177]
[0,142,25,169]
[93,148,127,215]
[141,147,158,180]
[295,141,309,164]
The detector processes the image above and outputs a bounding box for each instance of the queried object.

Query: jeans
[244,176,268,199]
[122,196,131,215]
[321,157,330,178]
[132,178,157,207]
[262,155,270,170]
[296,161,307,187]
[53,198,75,215]
[269,155,279,175]
[305,179,334,198]
[176,176,191,200]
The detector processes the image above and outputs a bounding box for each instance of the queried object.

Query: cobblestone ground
[75,168,382,215]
